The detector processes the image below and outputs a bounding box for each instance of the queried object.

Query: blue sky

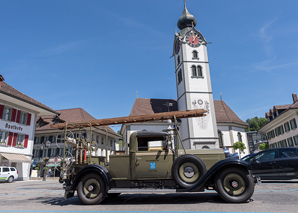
[1,0,298,132]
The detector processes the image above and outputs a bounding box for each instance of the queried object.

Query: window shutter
[7,132,13,146]
[11,108,17,122]
[24,135,29,148]
[0,105,4,119]
[26,113,31,126]
[16,110,21,123]
[12,133,18,147]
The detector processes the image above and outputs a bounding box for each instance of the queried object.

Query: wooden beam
[50,109,207,129]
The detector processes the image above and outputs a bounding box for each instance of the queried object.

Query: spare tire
[172,154,207,189]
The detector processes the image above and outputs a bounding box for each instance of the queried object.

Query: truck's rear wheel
[172,154,207,189]
[77,173,106,205]
[215,168,254,203]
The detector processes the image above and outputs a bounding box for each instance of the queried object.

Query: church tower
[173,1,218,149]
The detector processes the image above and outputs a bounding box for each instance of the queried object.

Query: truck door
[135,137,173,179]
[136,150,173,179]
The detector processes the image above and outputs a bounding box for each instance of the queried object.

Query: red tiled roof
[128,98,248,126]
[129,98,178,116]
[274,104,291,110]
[0,82,56,114]
[214,100,248,126]
[36,108,116,134]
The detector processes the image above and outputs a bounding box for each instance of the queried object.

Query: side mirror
[253,157,257,162]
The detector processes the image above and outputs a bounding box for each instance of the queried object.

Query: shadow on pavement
[29,193,242,206]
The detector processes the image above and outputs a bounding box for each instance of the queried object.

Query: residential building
[0,75,57,180]
[33,108,120,176]
[258,93,298,148]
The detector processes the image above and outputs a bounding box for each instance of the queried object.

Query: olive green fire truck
[52,109,258,205]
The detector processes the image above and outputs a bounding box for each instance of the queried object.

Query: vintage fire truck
[52,109,258,205]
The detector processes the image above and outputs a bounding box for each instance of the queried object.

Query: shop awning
[0,153,31,163]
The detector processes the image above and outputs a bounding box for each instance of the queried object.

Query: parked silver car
[0,166,18,183]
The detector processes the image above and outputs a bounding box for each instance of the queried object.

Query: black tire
[215,167,254,203]
[77,173,106,205]
[7,176,14,183]
[172,154,207,188]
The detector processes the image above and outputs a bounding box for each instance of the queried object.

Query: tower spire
[177,0,197,30]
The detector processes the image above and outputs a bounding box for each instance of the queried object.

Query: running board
[108,188,177,194]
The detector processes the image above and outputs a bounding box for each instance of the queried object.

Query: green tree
[259,143,269,150]
[233,141,246,155]
[245,117,268,131]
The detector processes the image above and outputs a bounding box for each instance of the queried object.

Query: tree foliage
[245,117,267,132]
[233,141,246,152]
[259,143,269,150]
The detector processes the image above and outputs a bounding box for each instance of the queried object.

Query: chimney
[292,93,298,103]
[0,75,4,87]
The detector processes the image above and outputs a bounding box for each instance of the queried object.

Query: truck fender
[178,158,252,192]
[70,164,113,192]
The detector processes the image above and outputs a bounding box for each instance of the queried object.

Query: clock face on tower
[185,32,203,48]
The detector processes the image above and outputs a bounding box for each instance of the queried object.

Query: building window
[290,118,297,130]
[197,66,202,77]
[0,131,9,145]
[284,122,290,132]
[19,112,28,125]
[177,69,183,84]
[287,137,294,147]
[96,136,99,143]
[202,145,210,149]
[101,137,104,145]
[237,132,242,142]
[17,134,25,146]
[191,65,197,76]
[177,55,180,65]
[192,50,198,59]
[218,130,223,147]
[293,135,298,146]
[3,107,12,121]
[191,65,203,78]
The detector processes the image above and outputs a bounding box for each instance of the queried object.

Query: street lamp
[42,141,51,181]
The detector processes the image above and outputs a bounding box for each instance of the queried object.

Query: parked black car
[242,147,298,180]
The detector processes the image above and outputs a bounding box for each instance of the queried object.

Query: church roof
[129,98,248,127]
[177,1,197,30]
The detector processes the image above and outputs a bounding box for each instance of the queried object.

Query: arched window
[177,55,180,65]
[192,50,198,59]
[218,130,223,147]
[197,66,202,77]
[202,145,210,149]
[237,132,242,142]
[191,65,197,76]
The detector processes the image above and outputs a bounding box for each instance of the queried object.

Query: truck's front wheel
[215,168,254,203]
[77,173,106,205]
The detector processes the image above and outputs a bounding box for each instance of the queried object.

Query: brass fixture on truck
[52,109,257,204]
